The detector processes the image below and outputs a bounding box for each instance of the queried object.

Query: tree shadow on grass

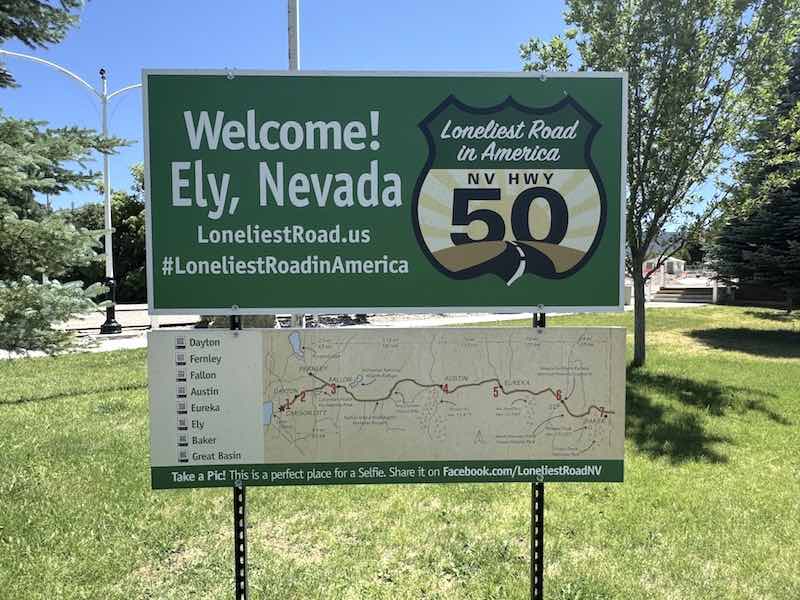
[687,328,800,358]
[0,383,146,406]
[743,310,800,324]
[625,369,791,464]
[626,383,730,464]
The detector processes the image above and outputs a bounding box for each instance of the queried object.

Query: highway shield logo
[412,95,607,285]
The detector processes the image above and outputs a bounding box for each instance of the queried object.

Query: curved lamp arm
[108,82,142,100]
[0,48,101,97]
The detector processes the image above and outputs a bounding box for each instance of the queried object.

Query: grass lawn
[1,306,799,599]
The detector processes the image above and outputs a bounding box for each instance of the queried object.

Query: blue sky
[0,0,567,209]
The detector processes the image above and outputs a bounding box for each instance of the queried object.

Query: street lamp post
[98,68,121,333]
[0,49,140,334]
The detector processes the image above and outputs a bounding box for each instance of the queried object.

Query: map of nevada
[263,327,625,463]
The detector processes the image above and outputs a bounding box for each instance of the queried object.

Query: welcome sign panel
[143,71,626,314]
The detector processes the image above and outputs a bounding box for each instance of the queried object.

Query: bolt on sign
[143,71,627,314]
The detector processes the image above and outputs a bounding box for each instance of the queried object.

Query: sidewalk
[62,304,200,332]
[5,301,710,359]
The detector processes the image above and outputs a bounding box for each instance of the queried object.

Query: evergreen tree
[708,40,800,310]
[0,0,83,88]
[0,111,124,352]
[729,38,800,217]
[0,113,117,217]
[0,1,129,353]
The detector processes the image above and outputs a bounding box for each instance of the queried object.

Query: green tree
[727,39,800,218]
[707,40,800,310]
[0,113,116,218]
[521,0,800,366]
[65,164,147,302]
[0,202,105,353]
[0,0,128,353]
[0,111,123,353]
[0,0,83,88]
[674,234,706,266]
[0,208,100,282]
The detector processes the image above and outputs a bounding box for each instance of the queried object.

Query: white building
[643,256,686,277]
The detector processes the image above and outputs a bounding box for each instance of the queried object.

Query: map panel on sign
[263,327,625,463]
[149,327,625,488]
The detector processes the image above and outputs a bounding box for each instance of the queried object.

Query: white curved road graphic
[506,242,527,286]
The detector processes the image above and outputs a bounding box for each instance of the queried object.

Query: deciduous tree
[521,0,799,365]
[66,164,146,302]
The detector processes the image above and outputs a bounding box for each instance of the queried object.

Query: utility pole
[288,0,304,328]
[288,0,300,70]
[0,49,141,334]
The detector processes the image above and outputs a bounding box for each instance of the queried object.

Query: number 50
[450,187,569,246]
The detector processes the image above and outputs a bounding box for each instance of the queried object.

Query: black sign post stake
[531,476,545,599]
[229,315,247,599]
[531,311,546,599]
[233,479,248,599]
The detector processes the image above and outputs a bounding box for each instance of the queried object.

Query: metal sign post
[229,314,247,599]
[232,5,297,594]
[532,480,544,598]
[532,311,546,599]
[233,479,248,600]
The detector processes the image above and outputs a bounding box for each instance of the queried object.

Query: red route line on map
[276,373,612,419]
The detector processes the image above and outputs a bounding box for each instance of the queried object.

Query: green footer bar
[151,459,623,489]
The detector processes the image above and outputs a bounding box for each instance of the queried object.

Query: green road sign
[143,71,626,314]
